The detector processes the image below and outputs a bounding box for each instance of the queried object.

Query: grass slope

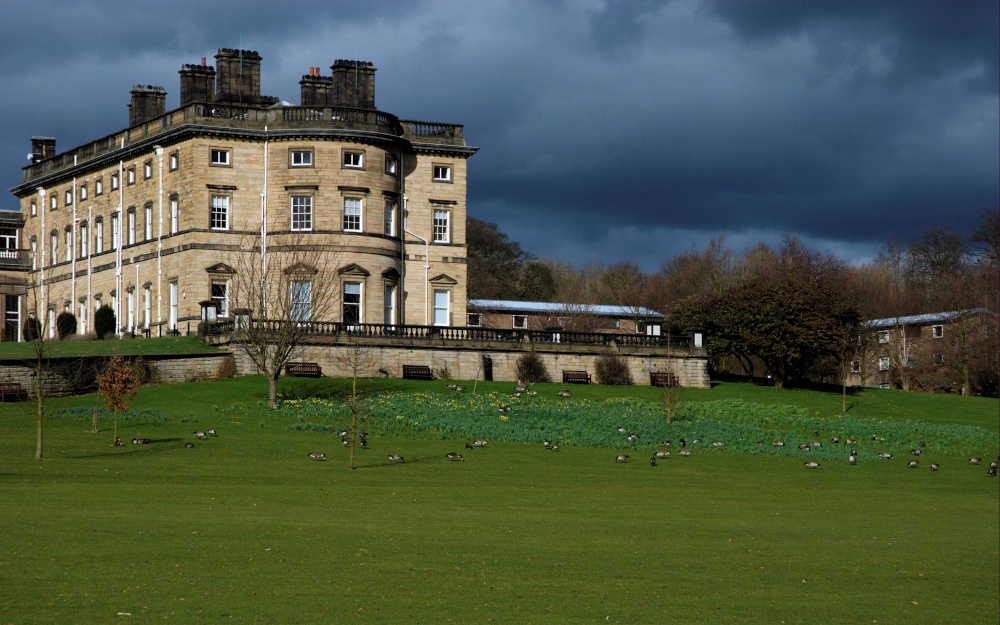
[0,335,220,359]
[1,377,997,624]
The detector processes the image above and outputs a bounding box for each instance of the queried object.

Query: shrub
[595,351,633,385]
[94,305,116,339]
[217,354,237,379]
[23,317,42,341]
[56,312,77,339]
[515,351,552,384]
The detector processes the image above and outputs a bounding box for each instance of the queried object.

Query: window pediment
[429,273,457,285]
[205,262,236,275]
[285,262,319,276]
[338,263,370,277]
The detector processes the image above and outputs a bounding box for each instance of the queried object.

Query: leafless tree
[226,226,341,408]
[23,271,49,460]
[338,336,381,470]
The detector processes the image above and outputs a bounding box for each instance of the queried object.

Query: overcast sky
[2,0,996,270]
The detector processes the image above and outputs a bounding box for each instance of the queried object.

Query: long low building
[10,48,476,338]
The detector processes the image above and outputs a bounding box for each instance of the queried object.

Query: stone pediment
[429,273,457,285]
[284,262,318,275]
[338,263,370,277]
[381,267,400,281]
[205,262,236,275]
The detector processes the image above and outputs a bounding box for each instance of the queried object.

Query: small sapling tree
[96,354,139,445]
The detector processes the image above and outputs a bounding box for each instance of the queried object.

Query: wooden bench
[562,370,592,384]
[650,372,678,388]
[0,382,28,402]
[284,362,323,378]
[402,365,434,380]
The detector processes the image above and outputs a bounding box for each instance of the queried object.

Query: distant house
[848,308,996,394]
[467,299,666,335]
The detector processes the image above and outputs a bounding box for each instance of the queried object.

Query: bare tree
[338,336,381,470]
[23,271,49,460]
[226,227,341,408]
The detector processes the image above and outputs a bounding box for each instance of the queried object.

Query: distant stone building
[467,299,667,335]
[10,48,476,338]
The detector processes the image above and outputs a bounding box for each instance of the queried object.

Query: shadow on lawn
[68,437,187,459]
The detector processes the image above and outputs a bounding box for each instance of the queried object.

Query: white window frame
[144,161,152,179]
[30,240,37,270]
[210,195,229,230]
[65,190,73,206]
[169,281,179,330]
[290,150,313,168]
[850,360,860,374]
[384,155,398,175]
[433,209,450,243]
[343,198,362,232]
[384,201,395,236]
[80,185,88,201]
[95,178,103,195]
[127,209,136,245]
[433,164,451,182]
[79,223,88,258]
[50,195,57,211]
[467,312,482,327]
[50,233,57,265]
[931,325,943,339]
[111,173,119,190]
[170,197,179,234]
[384,284,396,325]
[64,229,72,262]
[126,167,136,185]
[877,330,889,344]
[30,200,36,217]
[143,285,151,329]
[112,214,120,249]
[95,220,104,254]
[433,289,450,327]
[291,196,313,231]
[512,315,528,330]
[169,152,179,171]
[144,205,153,240]
[878,356,890,372]
[343,151,364,169]
[210,149,231,167]
[343,281,362,325]
[211,280,229,318]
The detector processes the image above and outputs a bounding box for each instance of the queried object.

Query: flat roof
[468,299,665,319]
[866,308,992,329]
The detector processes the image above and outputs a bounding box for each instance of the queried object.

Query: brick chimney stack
[214,48,262,105]
[30,137,57,164]
[300,67,333,107]
[128,84,167,126]
[331,60,376,109]
[179,60,216,106]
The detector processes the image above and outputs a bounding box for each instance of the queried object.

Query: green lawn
[2,377,997,624]
[0,335,220,360]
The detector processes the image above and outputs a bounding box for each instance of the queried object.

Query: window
[384,284,396,325]
[126,290,135,332]
[80,185,87,201]
[343,151,363,169]
[50,232,57,265]
[95,178,103,195]
[112,214,120,249]
[65,229,72,262]
[80,301,87,334]
[878,357,890,372]
[343,198,362,232]
[433,210,450,243]
[169,281,178,330]
[65,190,73,206]
[512,315,528,330]
[143,285,151,329]
[127,167,136,185]
[210,149,230,166]
[80,223,88,257]
[343,282,361,324]
[30,239,37,270]
[170,197,179,234]
[384,201,395,236]
[433,165,451,182]
[30,200,36,217]
[144,205,153,240]
[384,155,398,175]
[169,152,179,171]
[210,195,229,230]
[291,280,312,322]
[50,195,58,210]
[932,352,944,366]
[95,219,104,253]
[433,290,450,326]
[211,280,229,317]
[931,325,943,339]
[291,196,313,231]
[144,161,152,179]
[877,330,889,344]
[850,360,860,374]
[127,209,136,245]
[467,313,482,327]
[290,150,313,167]
[111,173,119,190]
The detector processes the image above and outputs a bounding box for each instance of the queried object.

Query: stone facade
[11,48,476,339]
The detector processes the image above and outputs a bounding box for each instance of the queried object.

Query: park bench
[0,382,28,402]
[650,372,678,388]
[402,365,434,380]
[562,370,592,384]
[284,362,323,378]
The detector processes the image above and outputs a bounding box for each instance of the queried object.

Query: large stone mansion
[9,48,477,337]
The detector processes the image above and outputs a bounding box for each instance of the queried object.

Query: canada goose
[515,385,527,393]
[465,442,474,449]
[930,463,939,471]
[691,439,701,445]
[850,449,859,457]
[511,392,522,398]
[132,438,150,445]
[454,386,465,393]
[804,461,820,468]
[968,457,982,464]
[712,441,724,447]
[617,427,629,433]
[773,441,785,447]
[526,390,538,396]
[627,434,639,443]
[550,444,560,451]
[446,452,464,461]
[359,431,370,439]
[649,457,657,466]
[655,450,671,458]
[908,460,919,468]
[878,452,893,460]
[988,467,997,477]
[661,440,672,447]
[338,430,349,437]
[846,438,858,445]
[308,451,327,461]
[678,449,692,456]
[499,405,511,413]
[445,383,458,390]
[679,439,687,447]
[615,454,630,463]
[543,439,551,448]
[756,441,765,446]
[872,433,878,440]
[194,430,207,439]
[207,428,217,437]
[557,390,571,397]
[911,449,921,456]
[360,439,368,448]
[184,442,195,448]
[813,429,819,436]
[990,461,999,469]
[848,455,857,465]
[473,439,488,447]
[810,441,822,447]
[387,454,404,463]
[798,444,811,451]
[831,436,841,444]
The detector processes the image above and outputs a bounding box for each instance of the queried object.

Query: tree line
[468,209,998,396]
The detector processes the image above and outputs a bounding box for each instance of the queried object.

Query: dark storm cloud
[2,0,996,271]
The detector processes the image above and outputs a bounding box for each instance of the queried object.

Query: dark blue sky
[2,0,996,270]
